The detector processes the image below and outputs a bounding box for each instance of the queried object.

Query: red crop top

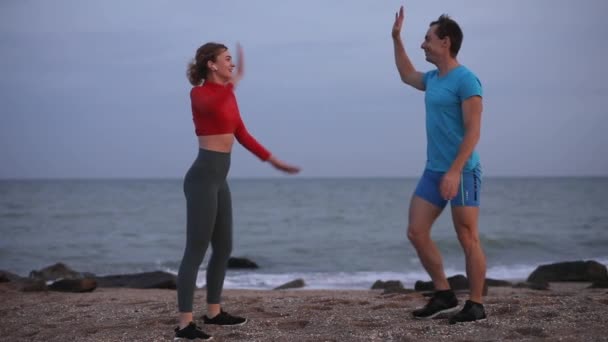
[190,81,271,161]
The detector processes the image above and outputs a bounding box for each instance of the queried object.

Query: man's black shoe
[412,290,459,319]
[449,300,487,324]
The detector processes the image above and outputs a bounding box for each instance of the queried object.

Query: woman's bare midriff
[197,134,235,153]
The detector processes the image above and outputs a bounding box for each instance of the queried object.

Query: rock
[588,280,608,289]
[274,278,305,290]
[415,274,469,291]
[0,270,47,292]
[227,257,259,269]
[414,279,434,292]
[48,278,97,293]
[18,279,48,292]
[371,280,404,290]
[371,280,413,294]
[415,274,488,296]
[29,263,94,282]
[95,271,177,289]
[383,287,416,295]
[514,281,550,290]
[527,260,608,283]
[486,278,513,287]
[0,270,22,283]
[447,274,470,290]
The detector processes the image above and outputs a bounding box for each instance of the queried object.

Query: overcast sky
[1,0,607,178]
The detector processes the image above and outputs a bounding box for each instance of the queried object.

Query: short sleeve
[458,72,483,100]
[422,70,435,88]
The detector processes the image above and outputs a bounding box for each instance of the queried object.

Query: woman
[174,42,300,341]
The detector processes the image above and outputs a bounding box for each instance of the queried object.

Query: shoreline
[2,282,607,341]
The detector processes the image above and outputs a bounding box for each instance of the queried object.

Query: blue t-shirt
[422,65,482,172]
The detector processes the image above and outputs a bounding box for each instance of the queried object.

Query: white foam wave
[163,257,608,290]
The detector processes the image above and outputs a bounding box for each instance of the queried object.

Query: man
[392,6,487,324]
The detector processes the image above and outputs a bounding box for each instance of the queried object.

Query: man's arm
[450,96,482,172]
[392,6,425,91]
[439,95,483,200]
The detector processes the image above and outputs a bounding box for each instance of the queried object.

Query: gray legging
[177,148,232,312]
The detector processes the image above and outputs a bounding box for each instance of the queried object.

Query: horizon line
[1,174,607,181]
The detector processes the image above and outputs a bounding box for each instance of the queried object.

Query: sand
[1,283,607,342]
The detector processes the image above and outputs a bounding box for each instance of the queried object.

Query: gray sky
[1,0,607,178]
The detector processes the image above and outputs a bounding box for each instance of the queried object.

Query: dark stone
[29,263,94,282]
[415,274,469,291]
[415,274,488,296]
[527,260,608,283]
[273,278,305,290]
[19,279,48,292]
[414,279,434,291]
[513,281,550,290]
[486,278,513,287]
[447,274,470,290]
[0,270,22,283]
[48,278,97,293]
[371,280,404,290]
[383,287,416,295]
[227,257,259,269]
[0,270,47,292]
[588,280,608,289]
[95,271,177,289]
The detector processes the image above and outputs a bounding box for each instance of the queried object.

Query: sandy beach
[1,282,607,342]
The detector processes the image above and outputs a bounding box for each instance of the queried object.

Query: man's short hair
[430,15,463,57]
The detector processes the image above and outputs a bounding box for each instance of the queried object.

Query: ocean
[1,177,607,289]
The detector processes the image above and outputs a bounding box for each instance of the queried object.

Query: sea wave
[163,256,608,290]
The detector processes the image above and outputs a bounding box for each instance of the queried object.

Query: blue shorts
[414,165,482,208]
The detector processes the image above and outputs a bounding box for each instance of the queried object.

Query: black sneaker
[174,322,213,341]
[412,290,459,319]
[449,300,486,324]
[203,310,248,326]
